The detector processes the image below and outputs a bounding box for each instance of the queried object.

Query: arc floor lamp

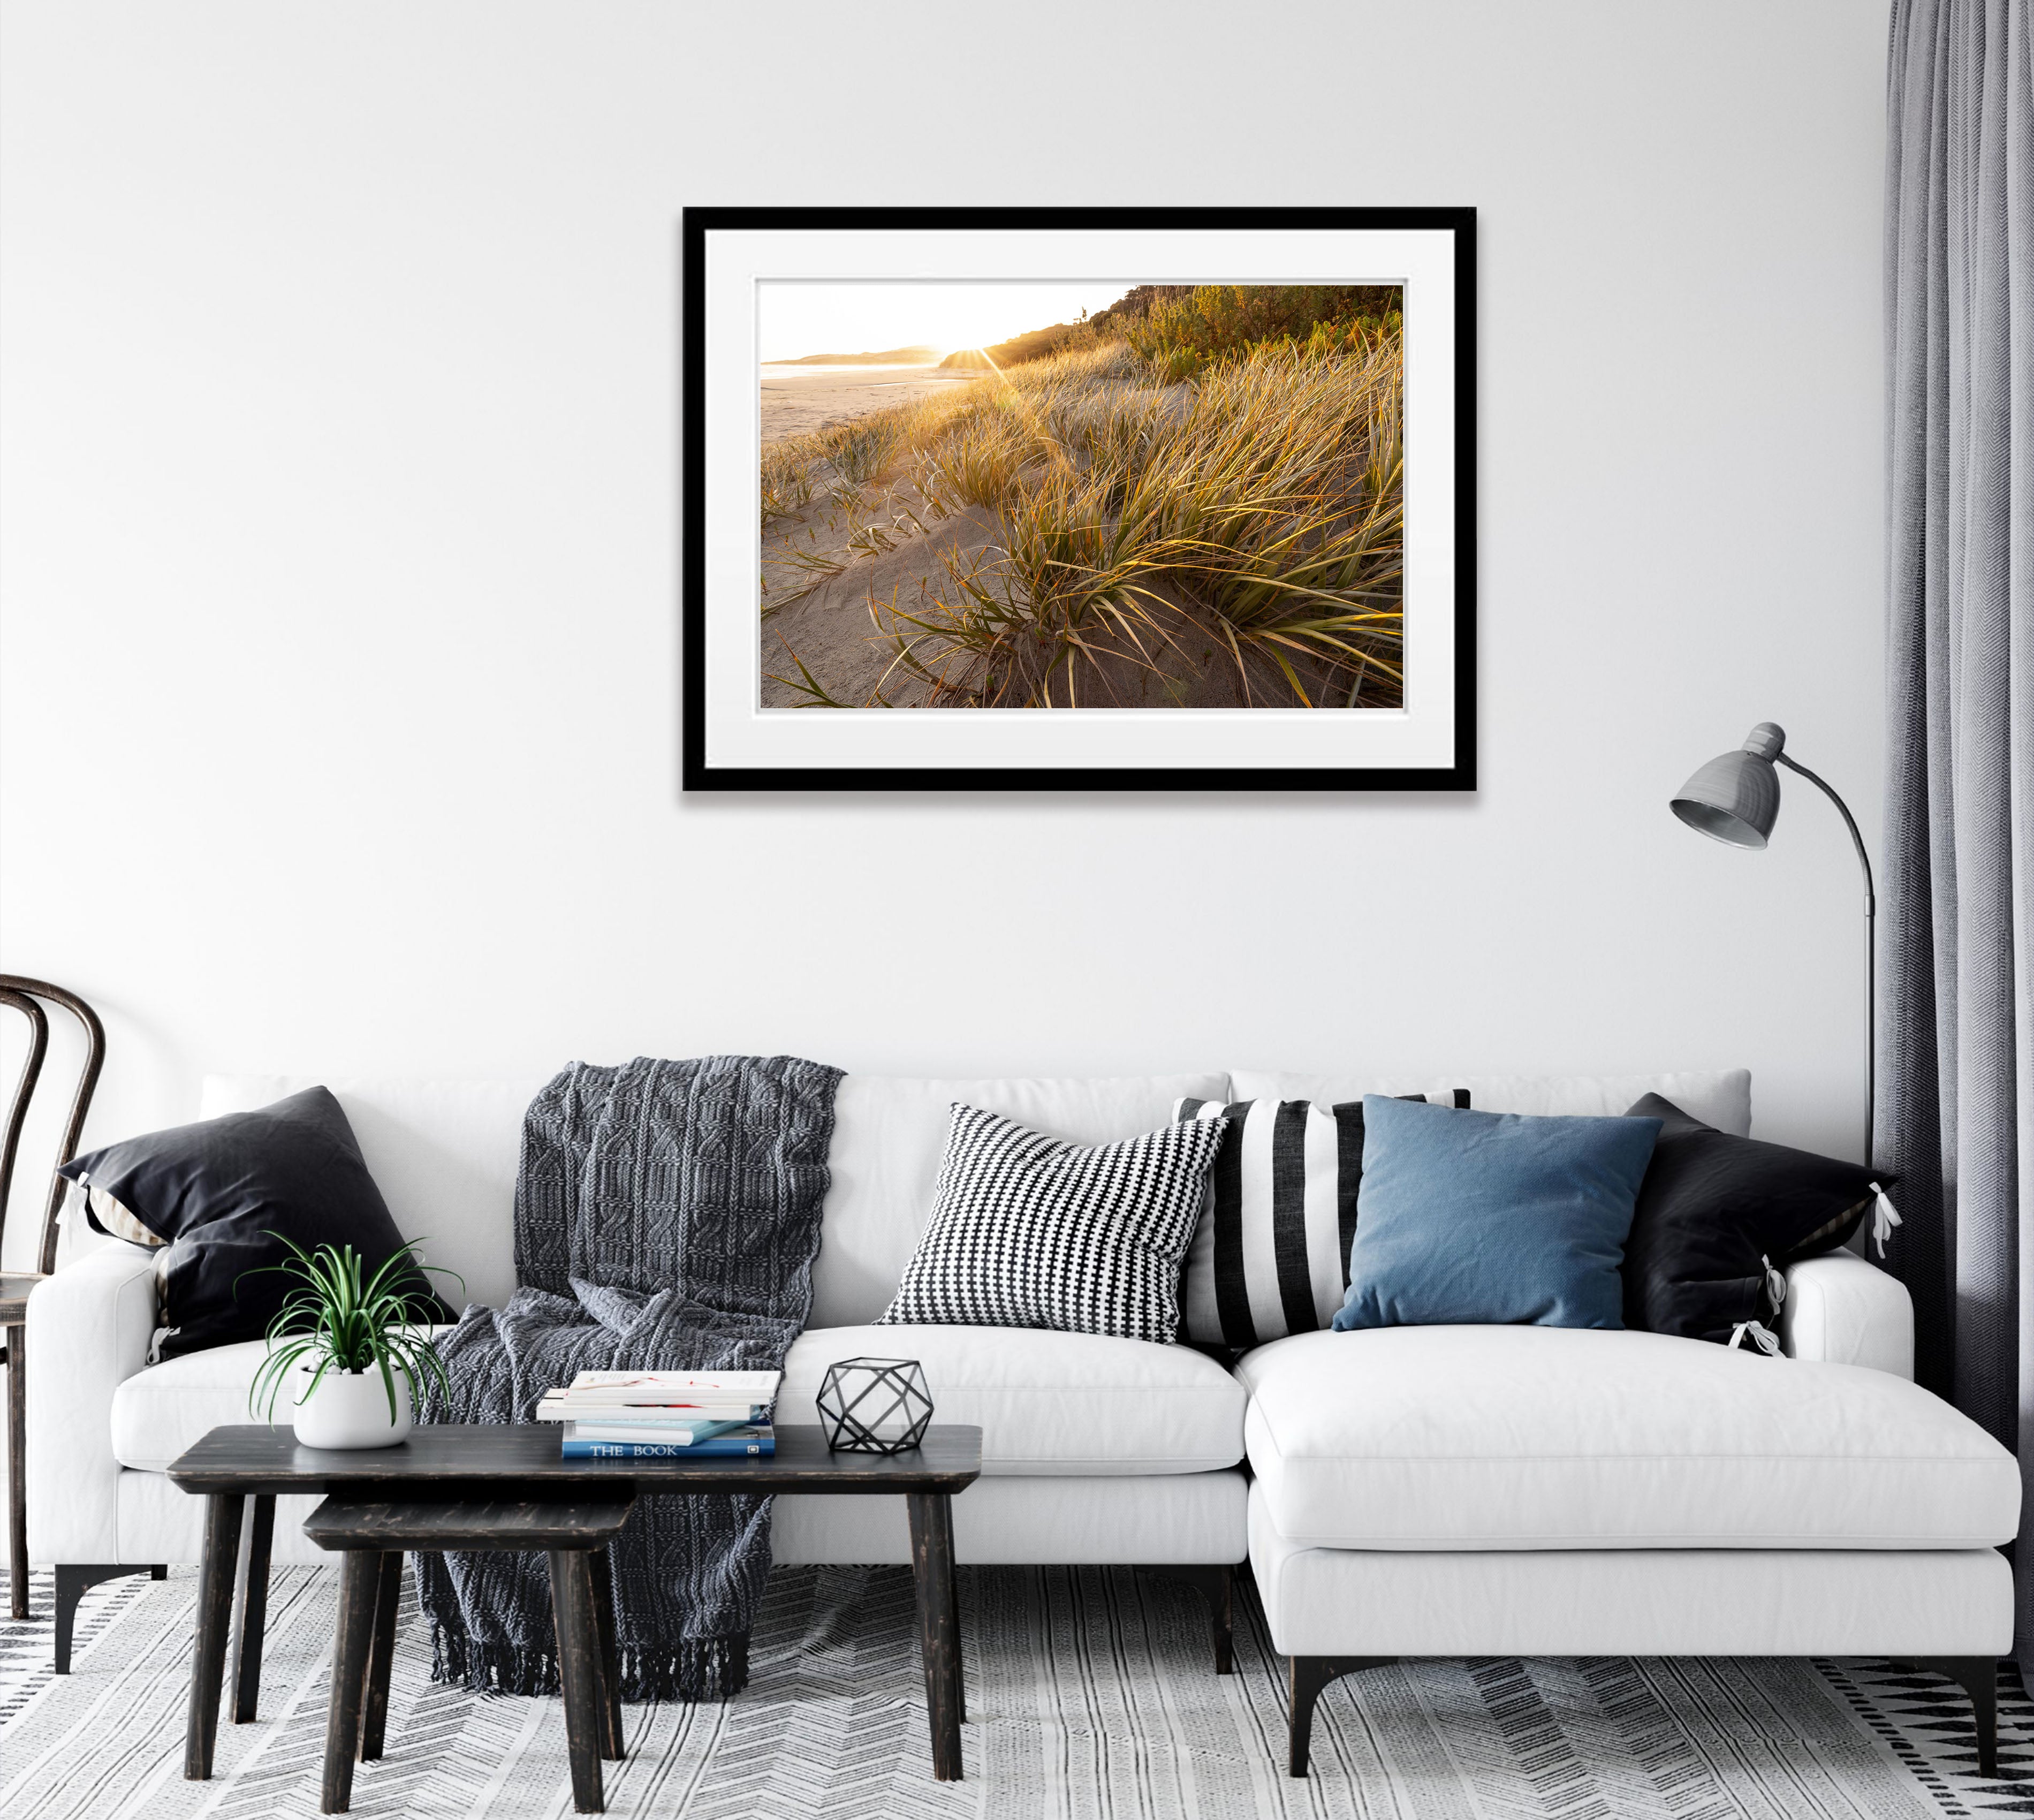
[1669,722,1877,1167]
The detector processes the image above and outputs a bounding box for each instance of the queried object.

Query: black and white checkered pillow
[876,1103,1228,1342]
[1173,1090,1470,1349]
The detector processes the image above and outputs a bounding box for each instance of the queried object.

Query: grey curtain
[1881,0,2034,1650]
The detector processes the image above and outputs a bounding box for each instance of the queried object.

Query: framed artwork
[682,207,1474,791]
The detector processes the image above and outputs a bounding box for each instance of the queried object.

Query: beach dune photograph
[757,279,1405,711]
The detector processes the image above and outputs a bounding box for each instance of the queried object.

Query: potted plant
[244,1237,462,1450]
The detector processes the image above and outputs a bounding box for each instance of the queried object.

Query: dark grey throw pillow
[59,1087,453,1359]
[1620,1093,1892,1349]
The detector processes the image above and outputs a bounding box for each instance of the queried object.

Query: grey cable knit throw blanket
[416,1054,841,1701]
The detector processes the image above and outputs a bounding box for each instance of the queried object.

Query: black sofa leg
[54,1564,162,1672]
[1135,1564,1236,1674]
[1288,1656,1397,1777]
[1905,1657,2000,1778]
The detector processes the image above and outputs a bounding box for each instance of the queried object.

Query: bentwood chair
[1,976,105,1620]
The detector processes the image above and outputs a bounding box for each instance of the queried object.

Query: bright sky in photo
[758,281,1136,363]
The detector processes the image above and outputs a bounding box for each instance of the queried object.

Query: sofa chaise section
[1241,1305,2020,1774]
[1241,1324,2016,1551]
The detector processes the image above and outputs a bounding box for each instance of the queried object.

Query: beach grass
[761,294,1404,709]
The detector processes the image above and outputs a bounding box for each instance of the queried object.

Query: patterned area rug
[2,1563,2029,1818]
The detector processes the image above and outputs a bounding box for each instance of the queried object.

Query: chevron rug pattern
[2,1562,2029,1819]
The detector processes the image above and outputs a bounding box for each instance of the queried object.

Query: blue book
[560,1435,775,1459]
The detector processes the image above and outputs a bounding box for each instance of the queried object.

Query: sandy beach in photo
[760,364,986,446]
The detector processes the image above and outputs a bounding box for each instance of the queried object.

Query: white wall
[0,1,1890,1262]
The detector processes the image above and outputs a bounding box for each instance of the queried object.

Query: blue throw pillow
[1331,1096,1663,1332]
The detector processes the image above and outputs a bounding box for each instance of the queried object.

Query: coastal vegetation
[760,284,1404,710]
[940,283,1400,379]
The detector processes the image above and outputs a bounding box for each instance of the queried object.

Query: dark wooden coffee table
[167,1423,983,1796]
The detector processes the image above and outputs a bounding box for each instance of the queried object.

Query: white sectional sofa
[24,1065,2017,1776]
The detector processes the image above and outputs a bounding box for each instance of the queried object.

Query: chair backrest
[0,988,49,1271]
[0,976,105,1275]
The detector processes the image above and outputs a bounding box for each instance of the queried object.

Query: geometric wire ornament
[815,1356,933,1455]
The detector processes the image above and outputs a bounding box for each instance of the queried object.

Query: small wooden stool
[302,1495,632,1815]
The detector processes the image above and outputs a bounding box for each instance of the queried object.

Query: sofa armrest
[1779,1249,1914,1378]
[25,1241,158,1563]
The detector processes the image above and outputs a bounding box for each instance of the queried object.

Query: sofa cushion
[1239,1326,2020,1549]
[811,1074,1229,1327]
[781,1325,1246,1475]
[203,1075,545,1310]
[112,1338,280,1471]
[112,1322,461,1471]
[112,1321,1248,1478]
[202,1071,1231,1330]
[1229,1070,1752,1136]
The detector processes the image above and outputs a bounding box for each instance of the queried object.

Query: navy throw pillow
[59,1087,453,1359]
[1332,1096,1663,1332]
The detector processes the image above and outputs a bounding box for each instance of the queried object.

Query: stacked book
[537,1369,780,1458]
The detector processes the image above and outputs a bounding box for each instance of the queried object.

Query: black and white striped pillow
[877,1103,1228,1343]
[1173,1091,1470,1349]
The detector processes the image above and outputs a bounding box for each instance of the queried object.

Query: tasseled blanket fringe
[430,1620,750,1702]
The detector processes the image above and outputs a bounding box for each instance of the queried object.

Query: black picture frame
[682,206,1475,792]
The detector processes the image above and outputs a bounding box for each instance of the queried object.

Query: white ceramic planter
[290,1361,414,1450]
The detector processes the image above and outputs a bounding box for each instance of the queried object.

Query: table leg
[360,1552,403,1762]
[906,1491,963,1781]
[6,1323,27,1621]
[588,1544,625,1760]
[185,1492,244,1780]
[948,1537,963,1726]
[321,1551,381,1813]
[230,1495,276,1722]
[548,1550,606,1813]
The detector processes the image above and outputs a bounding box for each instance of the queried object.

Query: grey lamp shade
[1670,722,1785,848]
